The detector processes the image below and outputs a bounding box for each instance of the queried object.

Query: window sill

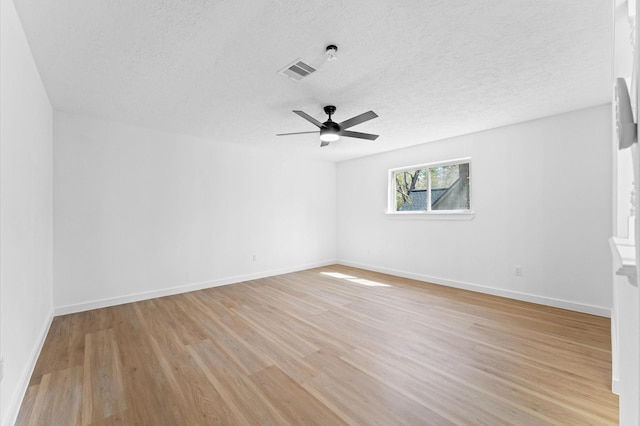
[385,211,475,220]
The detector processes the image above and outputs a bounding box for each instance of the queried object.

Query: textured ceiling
[14,0,612,162]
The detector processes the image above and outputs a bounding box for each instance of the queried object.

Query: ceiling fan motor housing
[320,121,340,141]
[322,120,340,131]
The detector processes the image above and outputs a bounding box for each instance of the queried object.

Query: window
[389,158,471,214]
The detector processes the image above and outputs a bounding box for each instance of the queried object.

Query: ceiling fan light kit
[319,107,340,142]
[320,129,340,142]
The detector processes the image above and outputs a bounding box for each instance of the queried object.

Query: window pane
[395,168,427,211]
[430,163,470,210]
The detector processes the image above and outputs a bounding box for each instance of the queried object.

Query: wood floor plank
[16,265,618,425]
[82,328,127,424]
[112,303,187,426]
[27,366,83,426]
[14,383,39,425]
[231,303,319,359]
[181,292,274,375]
[250,365,348,425]
[187,339,289,425]
[304,349,460,425]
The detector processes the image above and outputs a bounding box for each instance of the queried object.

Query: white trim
[4,309,54,426]
[337,260,612,318]
[612,378,621,395]
[389,157,472,174]
[54,260,337,315]
[385,211,475,220]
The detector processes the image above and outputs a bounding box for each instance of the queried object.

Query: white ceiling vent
[278,58,317,81]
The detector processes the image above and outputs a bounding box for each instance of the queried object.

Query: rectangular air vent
[278,58,317,81]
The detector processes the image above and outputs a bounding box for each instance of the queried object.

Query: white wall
[0,0,54,424]
[53,112,337,312]
[337,104,612,315]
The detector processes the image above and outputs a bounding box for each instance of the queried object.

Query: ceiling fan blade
[276,131,320,136]
[292,110,324,128]
[338,110,378,130]
[340,130,379,140]
[320,140,330,147]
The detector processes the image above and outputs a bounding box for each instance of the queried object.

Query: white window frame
[387,157,473,216]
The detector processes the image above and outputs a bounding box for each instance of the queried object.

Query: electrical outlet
[514,266,523,276]
[252,255,256,262]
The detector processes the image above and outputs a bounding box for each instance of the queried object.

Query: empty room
[2,0,638,425]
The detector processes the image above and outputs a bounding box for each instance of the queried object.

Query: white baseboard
[54,260,337,316]
[338,260,611,318]
[612,378,621,395]
[3,308,54,426]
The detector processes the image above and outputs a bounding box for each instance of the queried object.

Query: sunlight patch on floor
[321,272,356,279]
[321,272,391,287]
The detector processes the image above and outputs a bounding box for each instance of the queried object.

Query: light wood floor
[17,265,617,425]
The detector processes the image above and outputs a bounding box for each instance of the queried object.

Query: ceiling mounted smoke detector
[325,44,338,61]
